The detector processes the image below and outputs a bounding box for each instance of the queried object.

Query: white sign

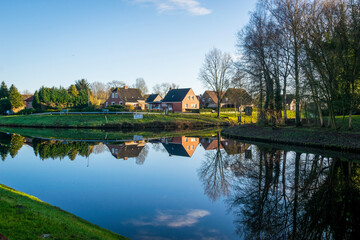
[133,114,143,119]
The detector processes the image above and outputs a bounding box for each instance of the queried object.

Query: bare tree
[91,81,110,104]
[133,78,148,96]
[199,48,234,118]
[152,83,179,97]
[107,80,126,90]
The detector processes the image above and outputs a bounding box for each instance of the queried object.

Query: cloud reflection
[126,209,210,228]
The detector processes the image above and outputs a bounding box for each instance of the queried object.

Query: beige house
[103,86,145,110]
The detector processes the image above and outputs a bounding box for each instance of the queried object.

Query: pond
[0,130,359,239]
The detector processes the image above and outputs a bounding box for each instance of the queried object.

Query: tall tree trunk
[283,76,287,122]
[294,43,301,127]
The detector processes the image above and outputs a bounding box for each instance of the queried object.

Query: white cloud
[125,209,211,228]
[133,0,212,16]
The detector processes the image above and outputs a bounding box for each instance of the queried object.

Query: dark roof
[146,94,161,103]
[25,96,34,102]
[107,144,144,159]
[283,94,295,105]
[113,87,144,102]
[22,94,33,101]
[203,91,220,103]
[162,143,190,157]
[222,88,252,105]
[162,88,191,102]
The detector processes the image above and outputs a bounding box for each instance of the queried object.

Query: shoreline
[222,125,360,153]
[0,114,233,130]
[0,184,127,240]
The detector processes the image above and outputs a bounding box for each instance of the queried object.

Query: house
[283,94,297,111]
[145,94,162,110]
[200,137,223,151]
[25,96,34,109]
[161,136,199,157]
[106,140,145,160]
[161,88,199,112]
[103,86,145,110]
[221,88,253,109]
[199,91,220,108]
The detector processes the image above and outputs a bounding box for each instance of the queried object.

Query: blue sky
[0,0,257,95]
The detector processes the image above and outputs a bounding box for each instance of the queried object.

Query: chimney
[169,87,172,91]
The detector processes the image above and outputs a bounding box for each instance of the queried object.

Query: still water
[0,131,359,239]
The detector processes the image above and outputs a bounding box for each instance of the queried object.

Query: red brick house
[103,86,145,110]
[199,90,221,108]
[25,96,34,109]
[161,88,199,112]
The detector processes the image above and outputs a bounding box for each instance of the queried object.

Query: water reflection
[0,131,359,239]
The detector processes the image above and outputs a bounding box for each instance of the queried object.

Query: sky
[0,0,257,95]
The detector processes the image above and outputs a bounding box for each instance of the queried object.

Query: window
[191,104,197,108]
[112,93,114,98]
[111,102,115,105]
[112,148,115,153]
[115,93,118,98]
[225,97,229,101]
[192,96,194,100]
[187,146,190,150]
[185,137,188,142]
[106,102,108,107]
[191,138,197,142]
[185,104,188,108]
[191,145,194,150]
[119,101,122,105]
[187,96,190,100]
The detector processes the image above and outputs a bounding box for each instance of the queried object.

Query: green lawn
[0,113,232,128]
[0,184,127,240]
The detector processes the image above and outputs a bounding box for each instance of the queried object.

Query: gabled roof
[22,94,33,101]
[146,94,162,103]
[222,88,252,105]
[113,87,144,102]
[162,88,191,102]
[282,94,296,105]
[25,96,34,102]
[162,142,191,157]
[107,144,144,159]
[203,91,219,103]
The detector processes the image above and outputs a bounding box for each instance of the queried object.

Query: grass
[0,126,222,141]
[222,115,360,152]
[0,113,232,129]
[0,184,128,240]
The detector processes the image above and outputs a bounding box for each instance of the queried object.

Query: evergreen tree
[9,84,23,109]
[0,98,11,113]
[0,82,9,99]
[32,91,41,110]
[68,85,79,97]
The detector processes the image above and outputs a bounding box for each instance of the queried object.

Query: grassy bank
[0,113,232,129]
[222,116,360,152]
[0,126,222,141]
[0,184,127,240]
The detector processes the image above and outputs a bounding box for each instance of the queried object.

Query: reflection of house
[106,140,145,160]
[200,138,223,151]
[162,136,199,157]
[103,86,145,110]
[200,137,251,156]
[161,88,199,112]
[146,94,162,110]
[221,140,251,155]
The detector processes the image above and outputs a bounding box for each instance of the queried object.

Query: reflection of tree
[151,142,167,153]
[32,139,94,160]
[227,147,360,239]
[198,132,234,201]
[136,145,149,165]
[9,134,24,158]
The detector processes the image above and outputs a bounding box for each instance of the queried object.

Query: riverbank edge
[0,115,233,130]
[0,184,128,240]
[222,125,360,153]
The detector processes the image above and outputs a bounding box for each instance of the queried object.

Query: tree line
[236,0,360,129]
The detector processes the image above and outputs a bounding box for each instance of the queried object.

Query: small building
[162,136,199,157]
[103,86,145,110]
[25,96,34,109]
[161,88,199,112]
[106,140,145,160]
[145,94,162,110]
[199,90,220,108]
[221,88,253,109]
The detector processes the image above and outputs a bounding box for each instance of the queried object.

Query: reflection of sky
[0,142,236,239]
